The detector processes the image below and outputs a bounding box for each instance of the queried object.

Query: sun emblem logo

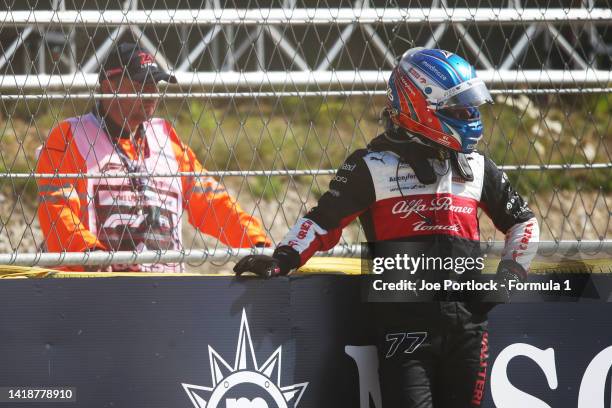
[182,309,308,408]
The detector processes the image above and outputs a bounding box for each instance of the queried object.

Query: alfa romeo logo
[182,309,308,408]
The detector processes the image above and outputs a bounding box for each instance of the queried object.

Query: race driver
[234,48,539,407]
[37,42,270,272]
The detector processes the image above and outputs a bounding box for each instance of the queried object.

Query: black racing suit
[273,133,539,407]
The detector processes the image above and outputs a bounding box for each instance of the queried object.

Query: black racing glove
[233,246,300,278]
[494,259,528,303]
[467,259,527,316]
[234,255,283,278]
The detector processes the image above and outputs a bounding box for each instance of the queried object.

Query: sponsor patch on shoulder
[369,155,385,164]
[341,163,356,172]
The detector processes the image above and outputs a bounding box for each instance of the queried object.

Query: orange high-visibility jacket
[36,115,269,271]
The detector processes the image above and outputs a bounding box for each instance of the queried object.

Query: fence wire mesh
[0,0,610,271]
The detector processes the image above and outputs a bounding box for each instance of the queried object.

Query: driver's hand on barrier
[467,259,527,316]
[233,255,284,278]
[493,259,528,303]
[496,259,527,282]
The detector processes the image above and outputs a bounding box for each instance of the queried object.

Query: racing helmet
[386,48,493,153]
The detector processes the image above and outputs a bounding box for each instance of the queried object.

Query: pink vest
[69,113,183,272]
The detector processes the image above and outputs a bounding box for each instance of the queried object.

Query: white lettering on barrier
[577,345,612,408]
[344,346,382,408]
[345,342,612,407]
[491,344,558,408]
[226,398,268,408]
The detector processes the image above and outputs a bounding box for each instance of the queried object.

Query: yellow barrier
[0,257,610,278]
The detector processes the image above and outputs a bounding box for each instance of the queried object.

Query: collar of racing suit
[368,130,474,184]
[369,130,444,159]
[369,131,444,185]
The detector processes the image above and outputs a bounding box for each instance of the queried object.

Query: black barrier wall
[0,275,611,408]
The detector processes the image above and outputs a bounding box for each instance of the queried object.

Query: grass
[480,93,612,193]
[0,93,610,203]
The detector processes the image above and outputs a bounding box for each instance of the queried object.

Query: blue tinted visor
[439,79,493,109]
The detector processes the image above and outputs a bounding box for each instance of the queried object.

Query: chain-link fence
[0,0,610,270]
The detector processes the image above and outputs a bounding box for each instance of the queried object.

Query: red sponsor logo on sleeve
[296,220,313,240]
[512,221,534,261]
